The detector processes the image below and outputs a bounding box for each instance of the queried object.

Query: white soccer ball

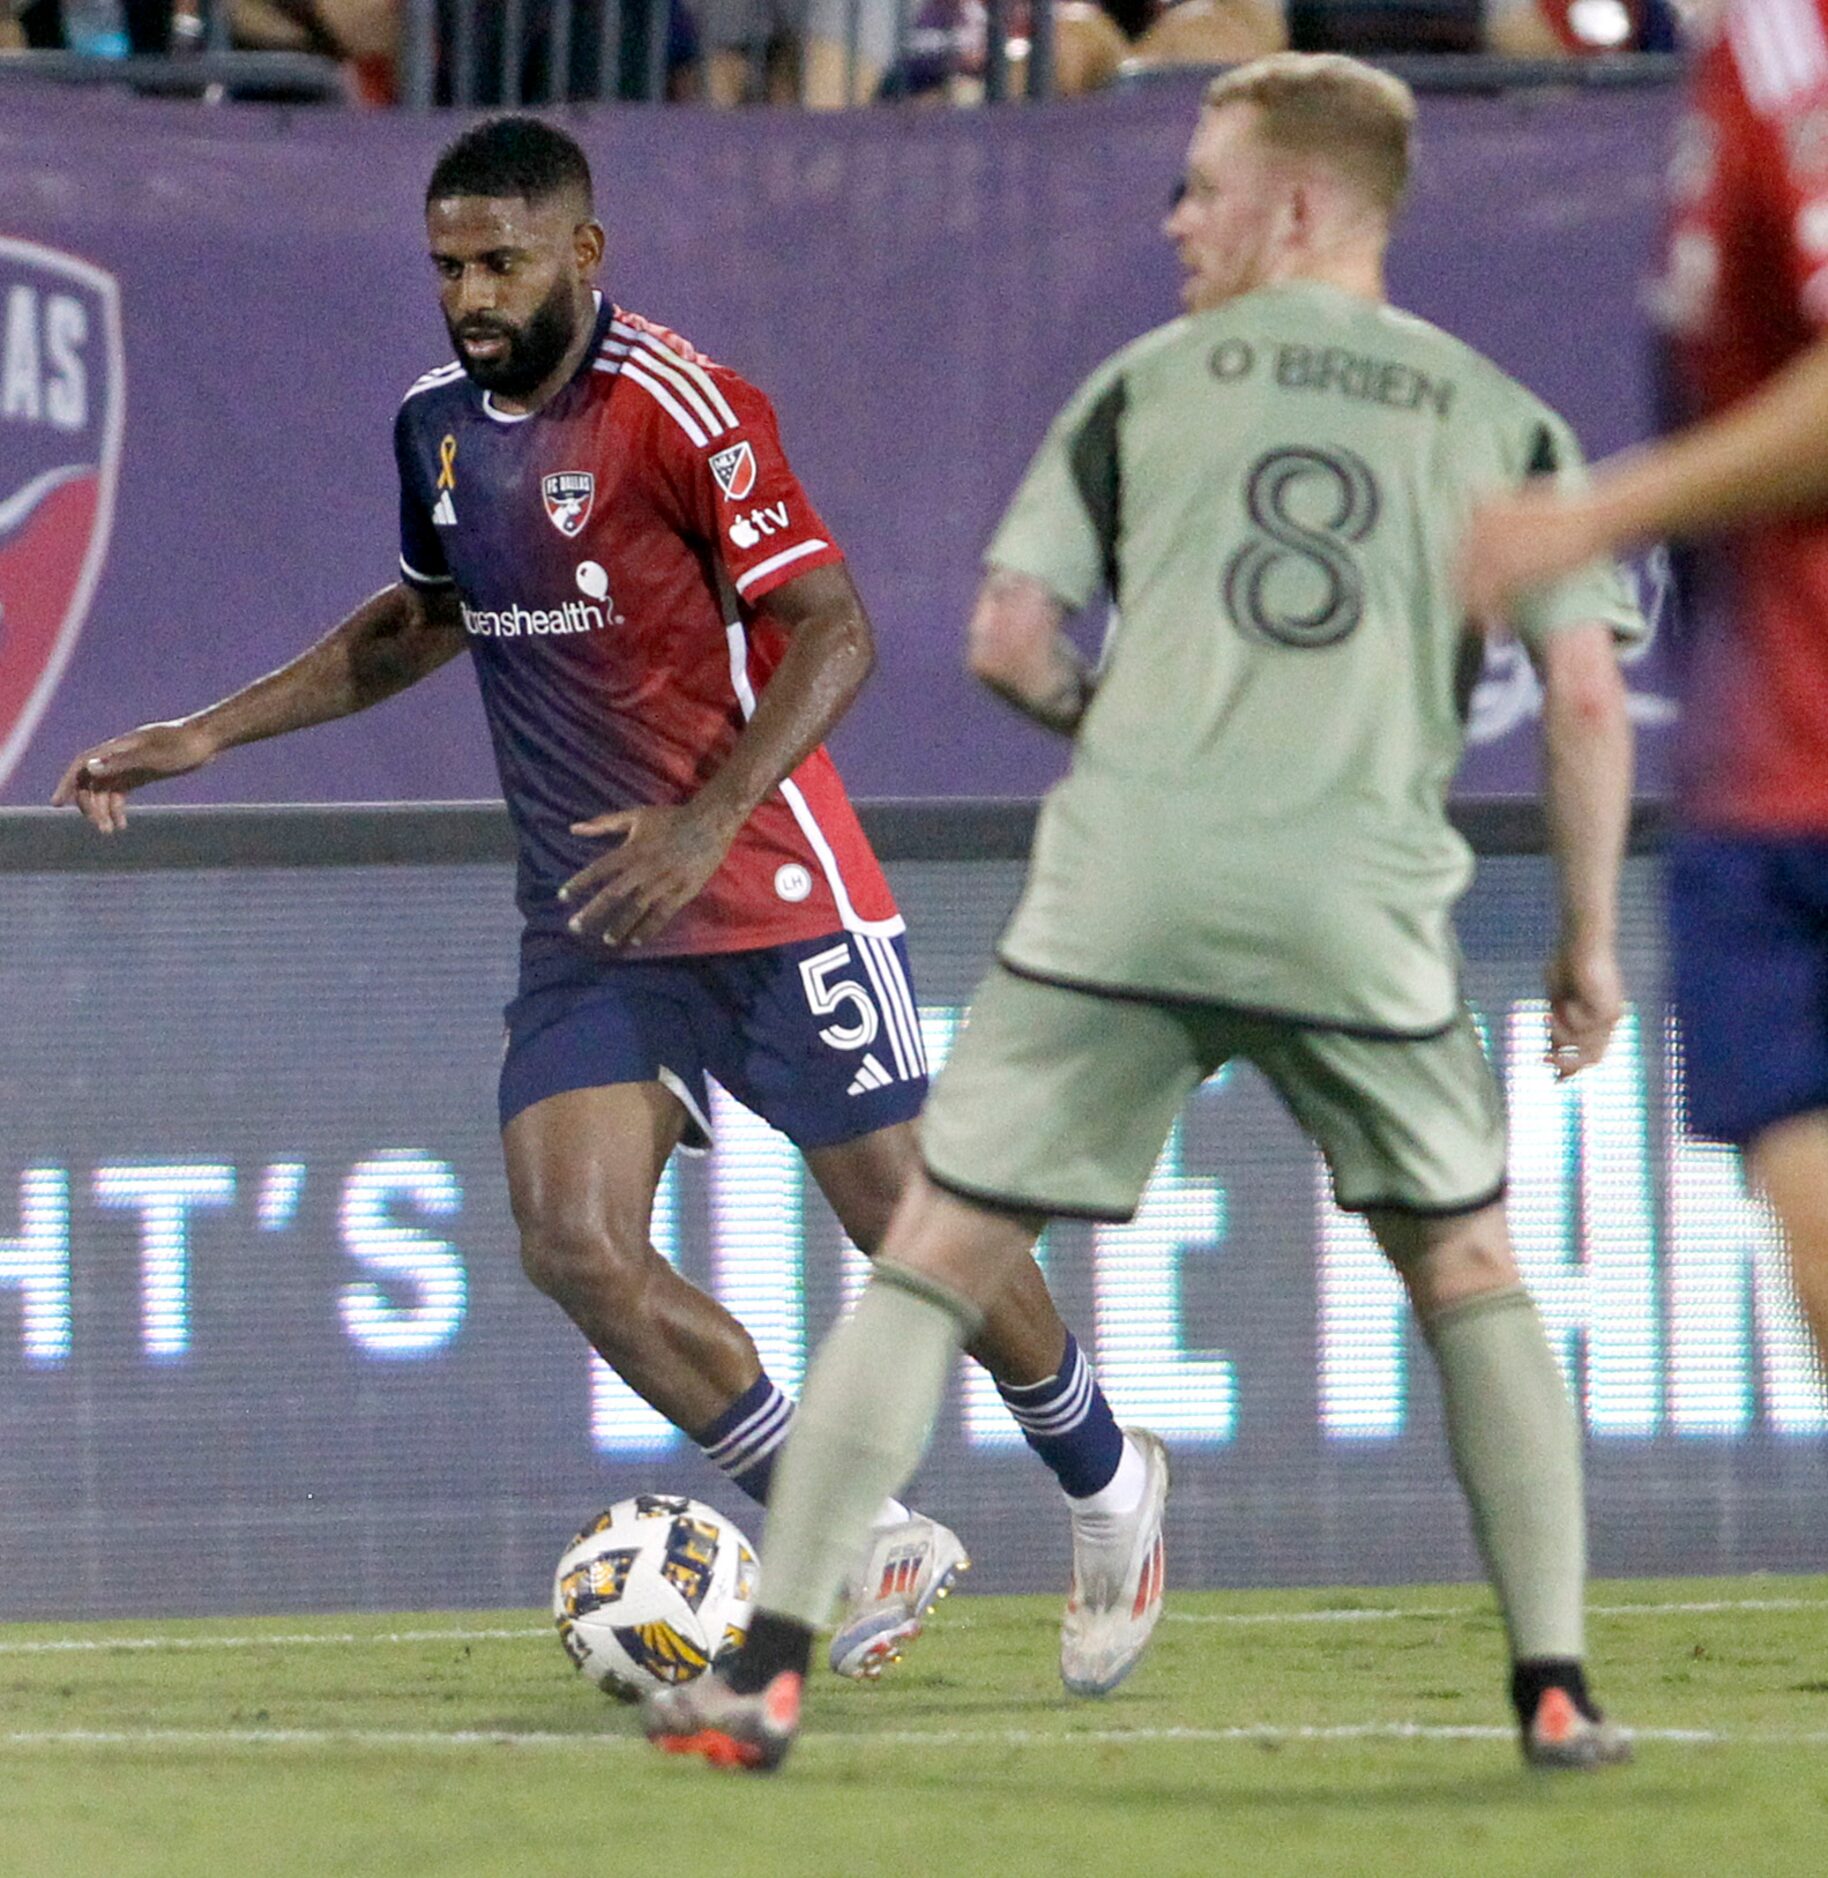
[553,1494,758,1701]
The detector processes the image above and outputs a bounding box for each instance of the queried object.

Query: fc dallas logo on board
[0,239,124,792]
[708,441,756,502]
[542,470,595,537]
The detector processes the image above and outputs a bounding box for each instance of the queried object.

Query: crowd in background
[1,0,1689,106]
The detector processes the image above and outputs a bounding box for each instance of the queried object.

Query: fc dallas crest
[0,238,124,791]
[542,470,595,537]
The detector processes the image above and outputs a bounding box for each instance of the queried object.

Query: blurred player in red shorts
[1464,0,1828,1372]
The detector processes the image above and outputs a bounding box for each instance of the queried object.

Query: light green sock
[1423,1285,1586,1662]
[759,1267,981,1629]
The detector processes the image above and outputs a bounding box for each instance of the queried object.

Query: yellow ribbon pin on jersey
[436,434,458,491]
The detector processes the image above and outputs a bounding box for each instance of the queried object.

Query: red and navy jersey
[1653,0,1828,832]
[394,298,902,954]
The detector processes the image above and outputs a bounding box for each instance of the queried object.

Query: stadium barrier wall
[1,73,1678,814]
[2,800,1825,1621]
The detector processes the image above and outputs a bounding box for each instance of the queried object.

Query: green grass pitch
[2,1578,1826,1877]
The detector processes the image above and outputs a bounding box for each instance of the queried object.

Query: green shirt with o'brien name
[987,280,1647,1037]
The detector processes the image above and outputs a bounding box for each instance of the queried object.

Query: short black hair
[426,116,593,211]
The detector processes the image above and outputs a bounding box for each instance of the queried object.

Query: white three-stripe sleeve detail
[612,321,742,431]
[621,337,727,438]
[854,938,914,1081]
[620,360,709,447]
[401,363,463,404]
[733,540,830,595]
[662,344,741,431]
[604,336,721,437]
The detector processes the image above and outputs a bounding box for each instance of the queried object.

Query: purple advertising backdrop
[0,77,1677,807]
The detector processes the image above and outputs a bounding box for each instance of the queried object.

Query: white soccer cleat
[1060,1428,1170,1698]
[828,1512,971,1681]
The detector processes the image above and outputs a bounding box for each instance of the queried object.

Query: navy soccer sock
[996,1334,1127,1499]
[696,1373,794,1505]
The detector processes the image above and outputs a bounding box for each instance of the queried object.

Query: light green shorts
[920,964,1506,1223]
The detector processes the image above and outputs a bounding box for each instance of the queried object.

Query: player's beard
[450,279,580,398]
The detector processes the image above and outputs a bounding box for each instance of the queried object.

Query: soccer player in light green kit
[649,53,1642,1773]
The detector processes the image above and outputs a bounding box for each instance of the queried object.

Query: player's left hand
[560,802,739,947]
[1458,489,1607,623]
[1543,939,1624,1081]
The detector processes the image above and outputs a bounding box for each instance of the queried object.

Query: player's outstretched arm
[52,582,466,833]
[1460,336,1828,615]
[561,563,874,947]
[966,568,1096,737]
[1535,622,1632,1081]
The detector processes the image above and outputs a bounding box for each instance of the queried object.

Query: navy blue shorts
[499,929,930,1150]
[1668,832,1828,1146]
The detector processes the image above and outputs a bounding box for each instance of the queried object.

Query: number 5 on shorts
[800,942,880,1052]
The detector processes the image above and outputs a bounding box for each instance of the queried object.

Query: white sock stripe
[701,1396,793,1467]
[700,1391,793,1467]
[703,1413,792,1476]
[853,938,913,1081]
[998,1341,1090,1402]
[1008,1374,1096,1436]
[1002,1355,1095,1434]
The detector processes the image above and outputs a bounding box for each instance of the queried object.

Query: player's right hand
[51,721,216,833]
[1543,939,1624,1081]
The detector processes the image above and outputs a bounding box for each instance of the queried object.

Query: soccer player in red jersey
[1462,0,1828,1372]
[53,117,1166,1686]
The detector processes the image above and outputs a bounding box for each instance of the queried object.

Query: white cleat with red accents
[828,1512,971,1681]
[1060,1428,1170,1698]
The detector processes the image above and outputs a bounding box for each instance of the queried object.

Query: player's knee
[514,1198,654,1317]
[1376,1204,1518,1316]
